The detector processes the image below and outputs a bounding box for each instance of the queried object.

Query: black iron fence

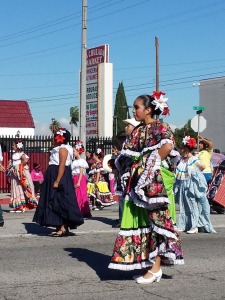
[0,135,118,193]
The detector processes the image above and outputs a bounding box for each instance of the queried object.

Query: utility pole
[196,109,202,151]
[155,36,159,119]
[80,0,87,150]
[155,36,159,92]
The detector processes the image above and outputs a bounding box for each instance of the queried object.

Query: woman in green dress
[108,92,184,284]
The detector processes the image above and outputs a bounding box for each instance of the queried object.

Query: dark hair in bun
[137,95,162,117]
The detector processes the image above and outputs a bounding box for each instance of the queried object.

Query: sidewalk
[0,193,119,204]
[0,193,120,237]
[0,193,10,204]
[1,193,224,238]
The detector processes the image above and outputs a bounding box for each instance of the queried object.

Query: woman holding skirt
[33,129,84,236]
[72,141,91,218]
[174,136,216,234]
[7,139,38,212]
[87,148,114,210]
[108,92,184,284]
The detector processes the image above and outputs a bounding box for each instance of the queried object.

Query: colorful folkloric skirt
[108,198,184,271]
[73,174,92,218]
[87,180,114,206]
[8,164,38,210]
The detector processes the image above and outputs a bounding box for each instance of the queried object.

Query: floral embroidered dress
[108,121,184,270]
[7,152,38,211]
[174,156,216,233]
[87,161,114,206]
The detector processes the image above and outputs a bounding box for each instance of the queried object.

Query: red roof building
[0,100,34,128]
[0,100,35,136]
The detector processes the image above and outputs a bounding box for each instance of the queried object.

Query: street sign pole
[196,109,202,151]
[197,113,200,151]
[191,107,207,151]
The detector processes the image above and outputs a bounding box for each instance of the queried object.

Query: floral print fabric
[87,161,113,206]
[109,121,184,270]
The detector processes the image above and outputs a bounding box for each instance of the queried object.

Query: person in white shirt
[7,139,38,212]
[71,141,91,218]
[33,128,84,237]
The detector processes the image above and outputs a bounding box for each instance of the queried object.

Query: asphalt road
[0,203,225,300]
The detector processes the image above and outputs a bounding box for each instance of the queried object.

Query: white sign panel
[86,66,98,85]
[191,115,207,132]
[86,45,109,139]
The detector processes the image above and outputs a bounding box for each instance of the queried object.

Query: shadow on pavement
[64,247,174,281]
[64,247,135,281]
[23,222,53,235]
[88,216,115,226]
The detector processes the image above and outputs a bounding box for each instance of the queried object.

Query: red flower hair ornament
[75,141,84,154]
[152,91,170,116]
[182,136,197,148]
[55,128,66,143]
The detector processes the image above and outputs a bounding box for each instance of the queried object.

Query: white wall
[98,63,113,137]
[200,76,225,152]
[0,127,35,137]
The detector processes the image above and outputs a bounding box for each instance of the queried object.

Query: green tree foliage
[70,106,79,127]
[113,82,130,136]
[173,119,197,149]
[49,119,61,134]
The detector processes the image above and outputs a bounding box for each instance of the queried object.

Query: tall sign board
[86,44,109,138]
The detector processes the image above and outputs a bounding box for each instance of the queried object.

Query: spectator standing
[30,163,44,195]
[196,135,214,184]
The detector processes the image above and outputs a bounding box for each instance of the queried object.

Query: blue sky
[1,0,225,135]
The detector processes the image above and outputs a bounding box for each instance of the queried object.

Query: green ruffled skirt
[161,166,176,223]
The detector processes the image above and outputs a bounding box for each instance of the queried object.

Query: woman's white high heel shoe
[187,227,198,234]
[136,268,162,284]
[132,274,142,280]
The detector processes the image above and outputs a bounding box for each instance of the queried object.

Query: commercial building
[199,76,225,152]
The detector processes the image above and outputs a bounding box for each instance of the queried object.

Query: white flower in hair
[152,92,168,112]
[16,142,23,149]
[56,129,66,136]
[75,142,83,150]
[96,148,102,154]
[182,136,190,145]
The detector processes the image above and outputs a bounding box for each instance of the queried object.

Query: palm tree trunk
[71,122,74,137]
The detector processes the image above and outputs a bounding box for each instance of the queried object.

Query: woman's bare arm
[158,143,173,160]
[53,148,68,188]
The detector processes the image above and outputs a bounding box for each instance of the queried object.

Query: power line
[1,67,225,97]
[0,0,224,64]
[0,0,120,42]
[1,57,225,77]
[0,0,144,48]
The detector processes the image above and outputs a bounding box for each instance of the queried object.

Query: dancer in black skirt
[33,128,84,236]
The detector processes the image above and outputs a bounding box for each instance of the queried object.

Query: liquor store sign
[86,45,109,138]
